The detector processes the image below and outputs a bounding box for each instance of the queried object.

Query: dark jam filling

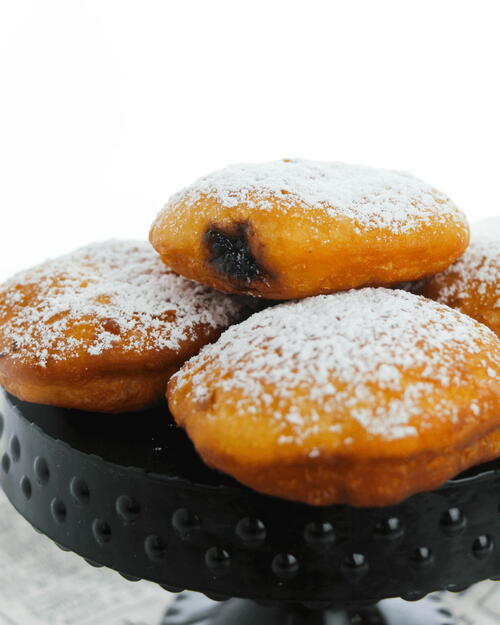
[204,222,266,284]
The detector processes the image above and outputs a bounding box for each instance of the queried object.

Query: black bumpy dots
[2,388,500,608]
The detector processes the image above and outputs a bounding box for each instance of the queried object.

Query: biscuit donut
[168,288,500,507]
[0,240,252,413]
[151,159,469,299]
[423,217,500,337]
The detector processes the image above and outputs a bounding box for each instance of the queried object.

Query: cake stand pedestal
[1,389,499,624]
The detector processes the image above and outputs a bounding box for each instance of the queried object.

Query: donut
[423,217,500,337]
[168,288,500,507]
[0,240,252,413]
[150,159,469,299]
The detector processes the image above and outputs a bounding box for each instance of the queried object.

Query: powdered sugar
[161,159,467,235]
[0,240,246,367]
[173,288,500,442]
[430,218,500,307]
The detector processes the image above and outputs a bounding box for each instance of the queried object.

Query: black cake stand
[1,388,500,624]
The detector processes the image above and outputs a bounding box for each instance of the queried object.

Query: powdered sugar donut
[151,159,469,299]
[168,288,500,507]
[424,217,500,337]
[0,240,252,413]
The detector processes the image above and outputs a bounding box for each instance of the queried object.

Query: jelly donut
[150,159,469,299]
[0,240,251,413]
[168,288,500,507]
[424,217,500,337]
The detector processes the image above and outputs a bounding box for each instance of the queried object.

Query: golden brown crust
[423,227,500,337]
[0,366,178,413]
[177,423,500,507]
[151,160,469,299]
[0,240,250,413]
[168,289,500,507]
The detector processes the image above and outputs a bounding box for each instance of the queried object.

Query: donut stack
[1,159,499,507]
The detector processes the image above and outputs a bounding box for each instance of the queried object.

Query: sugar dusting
[0,240,247,367]
[160,159,467,235]
[430,217,500,307]
[173,288,500,443]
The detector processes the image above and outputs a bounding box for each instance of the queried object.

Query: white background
[0,0,499,281]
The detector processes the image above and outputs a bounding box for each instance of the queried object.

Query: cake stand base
[162,592,453,625]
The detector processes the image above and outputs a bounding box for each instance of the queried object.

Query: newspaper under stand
[1,388,500,625]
